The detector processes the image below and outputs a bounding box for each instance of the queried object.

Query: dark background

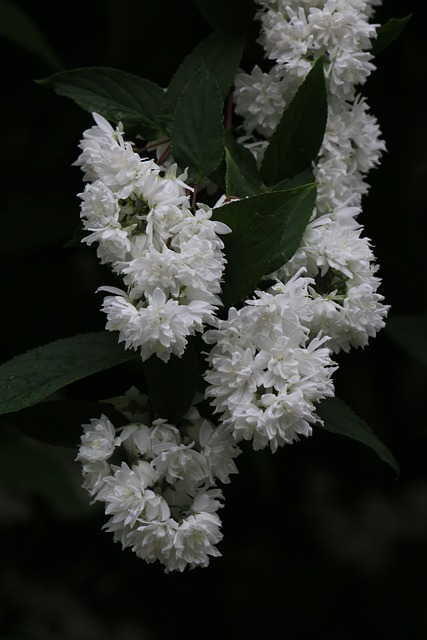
[1,1,426,639]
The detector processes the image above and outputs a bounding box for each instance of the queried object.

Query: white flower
[150,420,182,454]
[190,488,224,515]
[84,225,132,266]
[307,2,376,52]
[129,519,178,564]
[234,65,294,137]
[134,163,190,209]
[312,96,386,212]
[122,246,182,299]
[257,0,377,100]
[170,206,228,244]
[80,459,111,497]
[204,285,336,452]
[169,512,223,571]
[326,47,375,98]
[75,113,230,364]
[79,180,120,228]
[100,461,162,528]
[281,216,374,280]
[199,421,241,484]
[258,4,313,66]
[75,113,146,198]
[100,288,191,362]
[116,423,151,457]
[306,266,389,353]
[77,415,117,463]
[344,95,386,174]
[77,394,238,571]
[152,443,211,488]
[366,0,382,19]
[74,113,121,182]
[122,419,181,460]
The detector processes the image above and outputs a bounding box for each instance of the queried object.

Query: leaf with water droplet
[0,332,139,415]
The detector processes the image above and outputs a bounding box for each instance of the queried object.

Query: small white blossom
[80,459,111,497]
[307,270,390,352]
[152,443,211,488]
[100,288,192,362]
[99,461,161,528]
[77,415,117,463]
[199,421,240,484]
[169,512,223,571]
[129,519,178,564]
[234,65,293,137]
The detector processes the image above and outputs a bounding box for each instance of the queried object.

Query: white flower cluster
[232,0,389,354]
[204,272,337,452]
[75,113,230,362]
[235,0,381,138]
[76,388,241,572]
[74,2,391,569]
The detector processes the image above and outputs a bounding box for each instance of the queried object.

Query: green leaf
[385,312,427,368]
[171,64,224,184]
[1,400,129,448]
[225,131,264,197]
[260,57,327,186]
[143,340,200,422]
[267,183,316,273]
[166,30,246,113]
[0,428,86,512]
[209,158,227,191]
[0,0,62,70]
[212,185,316,306]
[192,0,256,33]
[0,333,139,416]
[370,15,412,56]
[38,67,166,139]
[317,397,400,476]
[270,168,315,193]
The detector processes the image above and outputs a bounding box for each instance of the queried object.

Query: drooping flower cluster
[75,113,230,362]
[232,0,389,354]
[235,0,381,139]
[74,0,392,571]
[204,272,337,452]
[76,388,241,572]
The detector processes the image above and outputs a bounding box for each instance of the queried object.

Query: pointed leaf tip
[317,397,400,477]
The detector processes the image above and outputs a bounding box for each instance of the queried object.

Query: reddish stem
[157,142,172,166]
[225,90,234,131]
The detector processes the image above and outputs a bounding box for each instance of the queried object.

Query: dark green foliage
[260,57,327,186]
[171,64,224,183]
[39,67,167,139]
[317,397,400,476]
[371,15,412,55]
[212,185,316,306]
[166,30,245,113]
[0,333,138,416]
[225,131,264,197]
[143,339,201,422]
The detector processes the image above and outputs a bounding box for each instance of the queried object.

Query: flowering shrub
[0,0,410,572]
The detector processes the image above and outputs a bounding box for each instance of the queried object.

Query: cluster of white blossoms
[232,0,389,354]
[74,0,392,569]
[76,388,241,572]
[202,0,389,454]
[75,113,230,362]
[235,0,382,139]
[204,271,337,452]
